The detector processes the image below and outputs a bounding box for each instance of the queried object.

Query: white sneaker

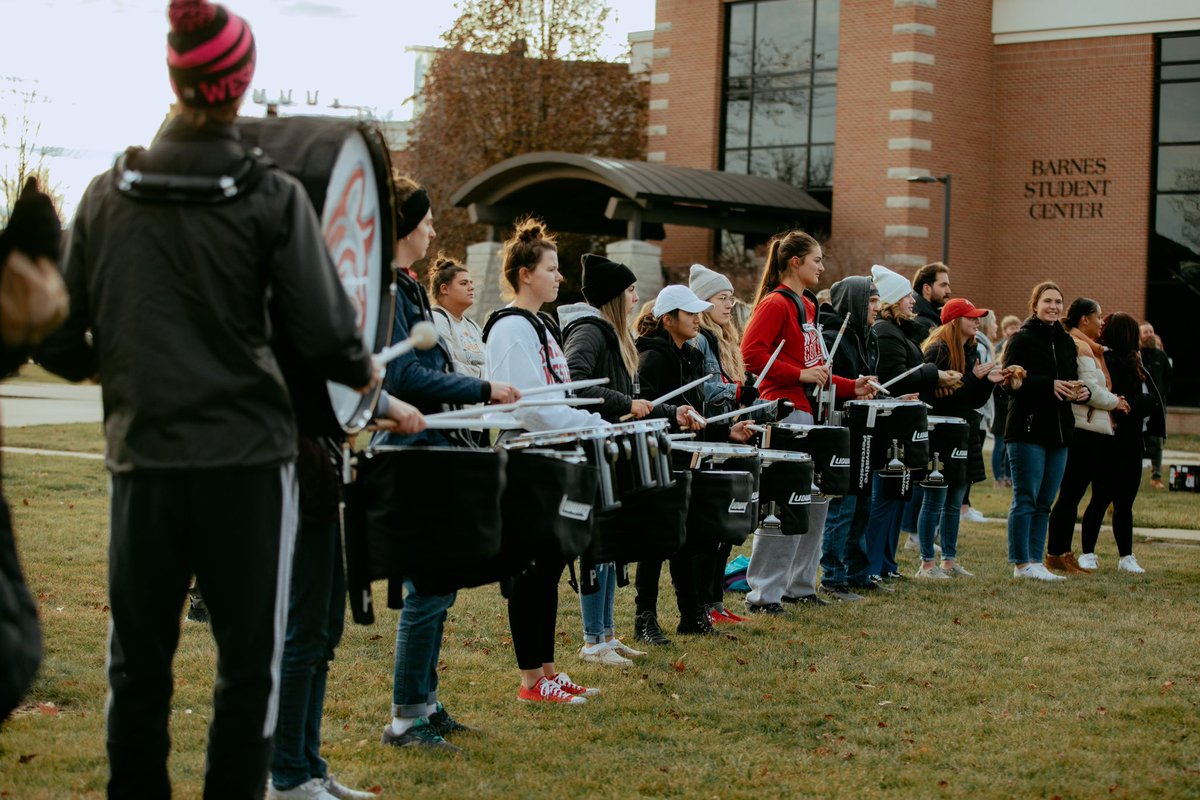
[1013,564,1066,582]
[941,563,975,578]
[963,508,987,523]
[578,643,632,666]
[904,534,941,555]
[914,564,951,580]
[1077,552,1099,570]
[608,637,647,658]
[268,778,337,800]
[1117,555,1146,574]
[322,776,377,800]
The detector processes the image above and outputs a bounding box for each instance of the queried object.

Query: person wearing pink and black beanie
[36,2,400,798]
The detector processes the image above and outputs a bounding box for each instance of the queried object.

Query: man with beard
[912,262,951,342]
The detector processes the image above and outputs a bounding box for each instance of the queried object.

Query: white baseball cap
[652,284,713,318]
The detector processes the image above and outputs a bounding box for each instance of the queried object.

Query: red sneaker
[518,677,586,704]
[720,608,748,623]
[710,608,738,624]
[552,672,599,697]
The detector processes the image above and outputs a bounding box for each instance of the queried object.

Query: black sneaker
[633,611,672,646]
[428,705,471,737]
[185,590,209,624]
[819,583,864,602]
[746,602,786,615]
[677,607,720,636]
[853,577,895,593]
[884,571,909,582]
[788,593,830,607]
[381,718,462,753]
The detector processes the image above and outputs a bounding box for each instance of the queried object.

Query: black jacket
[871,316,939,402]
[913,294,942,342]
[636,328,732,439]
[37,118,372,472]
[1106,352,1166,444]
[561,304,635,421]
[1140,347,1172,405]
[821,277,876,389]
[924,338,994,483]
[1002,316,1079,447]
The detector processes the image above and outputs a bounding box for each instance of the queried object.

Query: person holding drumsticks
[378,177,520,749]
[485,219,611,704]
[740,231,876,614]
[1002,281,1088,582]
[559,253,656,664]
[914,298,1011,580]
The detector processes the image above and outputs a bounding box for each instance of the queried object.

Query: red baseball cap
[941,297,988,325]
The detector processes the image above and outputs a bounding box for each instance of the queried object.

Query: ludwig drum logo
[913,431,929,442]
[729,500,750,514]
[830,455,850,468]
[952,448,968,459]
[788,492,811,505]
[324,166,377,337]
[559,497,593,521]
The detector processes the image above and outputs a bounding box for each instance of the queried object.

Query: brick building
[642,0,1200,405]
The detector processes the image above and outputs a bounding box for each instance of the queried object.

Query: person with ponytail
[1045,298,1122,574]
[1077,312,1163,574]
[740,231,876,614]
[484,219,608,704]
[428,254,485,378]
[688,263,756,623]
[558,253,654,666]
[378,177,519,753]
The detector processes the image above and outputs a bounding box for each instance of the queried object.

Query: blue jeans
[392,582,456,718]
[580,562,616,644]
[1007,442,1068,564]
[271,520,344,791]
[820,495,856,586]
[992,435,1010,481]
[863,474,904,577]
[900,484,924,535]
[915,481,968,562]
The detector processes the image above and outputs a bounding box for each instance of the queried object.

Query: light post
[907,173,951,265]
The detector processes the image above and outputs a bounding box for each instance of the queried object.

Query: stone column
[465,240,505,324]
[605,239,664,302]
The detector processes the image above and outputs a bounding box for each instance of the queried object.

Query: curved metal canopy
[450,151,830,239]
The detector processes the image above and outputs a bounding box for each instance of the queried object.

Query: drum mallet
[620,373,713,421]
[374,321,440,368]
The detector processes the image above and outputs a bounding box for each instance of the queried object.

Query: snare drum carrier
[843,399,929,499]
[670,442,760,545]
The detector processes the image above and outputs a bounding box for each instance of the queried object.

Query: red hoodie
[741,286,855,414]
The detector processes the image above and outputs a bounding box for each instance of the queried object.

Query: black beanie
[581,253,636,308]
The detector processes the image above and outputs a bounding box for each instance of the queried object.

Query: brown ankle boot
[1044,554,1070,574]
[1062,552,1092,574]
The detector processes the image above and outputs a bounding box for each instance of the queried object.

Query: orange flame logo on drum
[324,166,377,334]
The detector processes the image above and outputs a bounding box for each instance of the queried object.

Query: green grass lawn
[1,448,1198,799]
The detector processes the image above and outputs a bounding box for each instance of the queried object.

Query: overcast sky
[0,0,655,216]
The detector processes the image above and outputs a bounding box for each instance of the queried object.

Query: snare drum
[667,442,760,545]
[925,415,970,487]
[507,427,621,512]
[608,418,674,494]
[501,448,599,560]
[757,449,814,535]
[843,399,929,493]
[239,117,396,433]
[763,423,851,496]
[589,472,692,563]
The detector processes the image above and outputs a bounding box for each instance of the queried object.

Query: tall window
[1149,33,1200,404]
[721,0,839,208]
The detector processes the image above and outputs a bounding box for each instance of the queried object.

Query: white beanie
[870,264,912,305]
[688,263,733,302]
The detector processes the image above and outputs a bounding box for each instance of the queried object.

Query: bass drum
[238,117,396,431]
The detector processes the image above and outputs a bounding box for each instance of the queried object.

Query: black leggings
[698,542,731,606]
[634,546,699,623]
[1081,440,1142,557]
[1047,430,1108,556]
[508,559,565,671]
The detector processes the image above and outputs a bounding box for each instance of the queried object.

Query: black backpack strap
[769,286,808,327]
[113,141,274,204]
[481,307,564,384]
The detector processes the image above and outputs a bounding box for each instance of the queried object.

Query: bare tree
[1,88,61,226]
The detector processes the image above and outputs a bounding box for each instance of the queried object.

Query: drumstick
[879,363,925,390]
[826,314,850,364]
[816,324,831,362]
[424,397,602,420]
[620,374,713,421]
[517,377,611,397]
[866,379,892,396]
[685,408,707,426]
[754,340,786,389]
[374,321,439,367]
[421,418,524,430]
[704,401,775,424]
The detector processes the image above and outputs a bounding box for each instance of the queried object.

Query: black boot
[633,610,672,646]
[676,606,720,636]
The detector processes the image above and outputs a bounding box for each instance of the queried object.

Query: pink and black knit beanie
[167,0,256,107]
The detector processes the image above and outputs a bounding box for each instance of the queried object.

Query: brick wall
[993,35,1154,321]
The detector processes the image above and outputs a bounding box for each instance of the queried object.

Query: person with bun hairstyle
[913,298,1010,580]
[428,254,485,378]
[484,219,607,704]
[740,231,876,614]
[1044,298,1122,574]
[1002,282,1089,582]
[378,177,520,753]
[1078,313,1163,573]
[558,252,654,665]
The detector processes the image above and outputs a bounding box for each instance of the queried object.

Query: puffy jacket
[1001,316,1080,447]
[560,301,652,422]
[923,338,994,483]
[1069,331,1119,435]
[37,117,372,472]
[871,317,939,402]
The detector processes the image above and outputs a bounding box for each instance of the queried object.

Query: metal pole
[942,174,952,266]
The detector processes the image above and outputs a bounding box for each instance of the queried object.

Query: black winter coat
[564,316,636,420]
[636,328,730,439]
[924,339,994,483]
[871,317,939,402]
[913,295,942,342]
[1002,316,1079,447]
[1106,352,1166,446]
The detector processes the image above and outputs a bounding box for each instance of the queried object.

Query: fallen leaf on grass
[814,746,833,756]
[1096,707,1107,714]
[736,657,749,666]
[18,754,37,764]
[953,618,961,625]
[878,701,893,706]
[761,694,773,700]
[38,702,57,716]
[672,655,687,672]
[852,683,878,690]
[824,714,835,720]
[670,693,680,700]
[367,787,382,796]
[22,498,28,506]
[878,721,888,728]
[1109,784,1120,794]
[1162,680,1175,693]
[938,780,949,788]
[368,634,382,641]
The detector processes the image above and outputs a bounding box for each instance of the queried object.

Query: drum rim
[670,442,758,455]
[758,449,813,462]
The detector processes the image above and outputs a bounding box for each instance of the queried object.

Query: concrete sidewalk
[1,381,102,427]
